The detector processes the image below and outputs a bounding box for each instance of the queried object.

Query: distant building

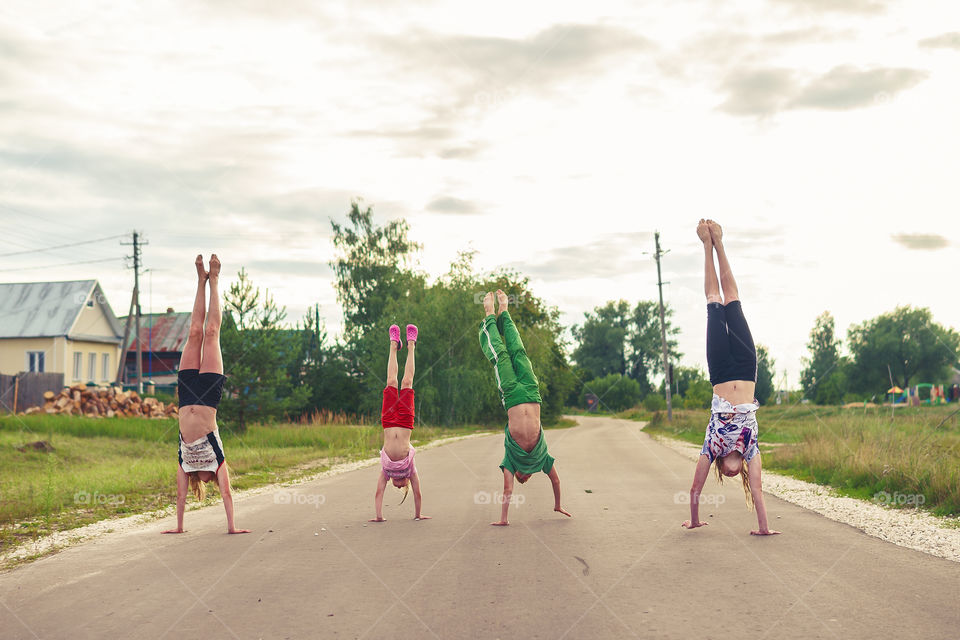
[120,308,191,385]
[0,280,123,384]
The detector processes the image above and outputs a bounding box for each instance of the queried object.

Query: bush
[643,393,666,412]
[682,379,713,409]
[580,373,642,412]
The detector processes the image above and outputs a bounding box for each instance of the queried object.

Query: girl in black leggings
[682,220,780,536]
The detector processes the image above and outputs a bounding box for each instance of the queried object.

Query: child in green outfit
[479,290,571,526]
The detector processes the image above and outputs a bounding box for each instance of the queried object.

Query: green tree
[800,311,847,404]
[847,306,960,394]
[219,269,309,432]
[572,299,681,397]
[571,301,631,380]
[289,304,363,416]
[682,379,713,409]
[579,373,642,412]
[628,301,681,396]
[330,200,422,339]
[755,344,775,405]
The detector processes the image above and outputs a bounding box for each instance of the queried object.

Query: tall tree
[847,306,959,393]
[330,200,422,338]
[628,300,680,396]
[572,299,681,397]
[571,301,631,380]
[219,269,308,431]
[800,311,846,403]
[755,344,775,405]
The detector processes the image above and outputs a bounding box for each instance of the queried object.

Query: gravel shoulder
[650,430,960,563]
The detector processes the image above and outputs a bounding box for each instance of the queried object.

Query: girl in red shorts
[370,324,431,523]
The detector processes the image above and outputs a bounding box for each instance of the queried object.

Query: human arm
[161,465,189,534]
[682,455,712,529]
[547,466,571,517]
[747,454,780,536]
[491,469,515,526]
[218,465,250,534]
[410,472,430,520]
[369,472,389,522]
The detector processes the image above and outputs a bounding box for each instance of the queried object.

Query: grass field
[0,413,487,557]
[643,403,960,517]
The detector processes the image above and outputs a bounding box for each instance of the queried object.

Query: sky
[1,0,958,387]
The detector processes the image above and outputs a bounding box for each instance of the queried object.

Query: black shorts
[178,369,226,409]
[706,301,757,385]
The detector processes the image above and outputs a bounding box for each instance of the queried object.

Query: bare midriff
[383,426,412,461]
[179,405,218,442]
[506,402,541,452]
[712,380,756,407]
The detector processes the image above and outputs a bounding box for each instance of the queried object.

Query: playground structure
[888,383,950,406]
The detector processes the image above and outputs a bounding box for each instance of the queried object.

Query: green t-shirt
[499,423,555,475]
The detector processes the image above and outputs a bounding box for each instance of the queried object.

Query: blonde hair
[393,477,410,505]
[188,465,228,502]
[715,456,754,510]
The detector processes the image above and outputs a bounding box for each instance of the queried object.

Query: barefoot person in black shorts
[162,255,249,535]
[682,221,779,536]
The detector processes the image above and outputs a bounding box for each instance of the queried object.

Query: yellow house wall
[0,337,118,383]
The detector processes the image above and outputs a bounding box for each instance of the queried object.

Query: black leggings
[706,301,757,385]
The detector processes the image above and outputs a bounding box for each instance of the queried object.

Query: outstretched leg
[495,291,540,396]
[699,220,721,305]
[180,255,207,370]
[708,220,739,304]
[479,293,518,408]
[401,337,416,390]
[199,255,223,375]
[386,330,400,389]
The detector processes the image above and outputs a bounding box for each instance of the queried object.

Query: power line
[0,234,127,258]
[654,231,673,422]
[0,256,121,272]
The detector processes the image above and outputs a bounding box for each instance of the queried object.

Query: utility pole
[121,231,148,394]
[654,231,672,421]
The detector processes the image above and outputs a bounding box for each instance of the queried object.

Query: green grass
[643,404,960,517]
[0,414,488,559]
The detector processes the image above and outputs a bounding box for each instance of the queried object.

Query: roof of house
[121,311,192,353]
[0,280,123,340]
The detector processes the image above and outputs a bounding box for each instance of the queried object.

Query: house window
[88,352,96,382]
[27,351,45,373]
[102,353,110,381]
[73,352,82,380]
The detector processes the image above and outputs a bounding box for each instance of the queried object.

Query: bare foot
[681,520,708,529]
[414,515,431,521]
[483,292,494,316]
[161,528,185,534]
[228,529,251,534]
[696,219,711,245]
[195,255,208,280]
[750,529,781,536]
[208,254,221,280]
[496,289,508,314]
[707,220,723,247]
[490,521,509,526]
[368,517,386,523]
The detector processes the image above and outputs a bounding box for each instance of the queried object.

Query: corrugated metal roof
[121,311,192,353]
[0,280,122,339]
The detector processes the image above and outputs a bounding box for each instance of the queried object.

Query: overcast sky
[1,0,958,387]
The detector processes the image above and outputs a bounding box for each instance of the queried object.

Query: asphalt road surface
[1,415,958,639]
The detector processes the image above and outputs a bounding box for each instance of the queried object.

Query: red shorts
[382,386,415,429]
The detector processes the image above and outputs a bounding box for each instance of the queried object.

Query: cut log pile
[21,385,178,419]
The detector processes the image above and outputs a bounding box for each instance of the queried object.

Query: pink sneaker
[389,324,402,347]
[406,324,418,344]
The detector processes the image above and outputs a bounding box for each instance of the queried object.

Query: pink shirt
[380,446,416,479]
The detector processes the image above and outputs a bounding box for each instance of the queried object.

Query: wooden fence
[0,372,65,413]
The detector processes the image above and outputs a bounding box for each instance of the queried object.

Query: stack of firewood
[21,385,178,419]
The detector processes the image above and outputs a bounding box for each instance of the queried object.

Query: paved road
[1,416,958,639]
